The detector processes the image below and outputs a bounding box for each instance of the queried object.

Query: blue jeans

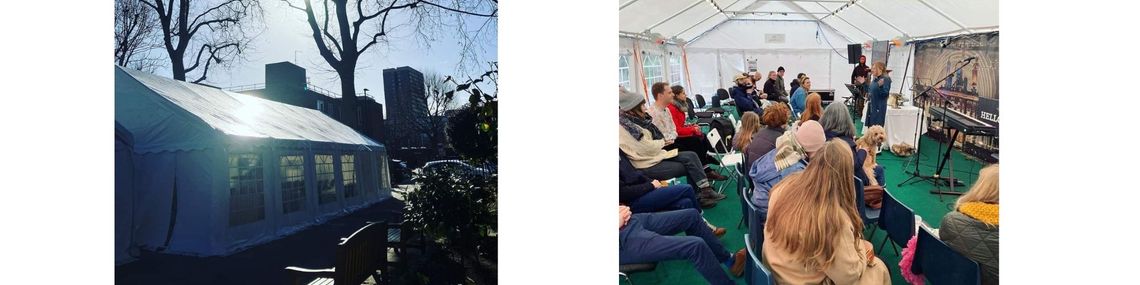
[874,165,886,186]
[619,209,734,285]
[628,185,699,214]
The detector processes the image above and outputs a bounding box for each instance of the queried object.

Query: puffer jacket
[748,148,806,221]
[940,211,1000,285]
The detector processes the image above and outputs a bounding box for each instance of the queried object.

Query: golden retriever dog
[856,125,887,186]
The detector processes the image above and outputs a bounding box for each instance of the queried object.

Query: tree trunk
[170,50,186,81]
[338,69,358,129]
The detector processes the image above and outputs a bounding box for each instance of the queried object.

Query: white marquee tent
[115,66,392,261]
[619,0,998,102]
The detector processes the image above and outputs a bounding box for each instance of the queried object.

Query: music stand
[843,83,863,119]
[897,58,975,189]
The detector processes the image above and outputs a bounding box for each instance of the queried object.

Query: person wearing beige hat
[729,74,761,117]
[619,88,727,203]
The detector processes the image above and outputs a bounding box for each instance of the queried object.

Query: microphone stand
[897,58,974,188]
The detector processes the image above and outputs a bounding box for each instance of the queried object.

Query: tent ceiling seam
[648,0,708,31]
[785,0,855,43]
[619,0,641,11]
[915,0,973,34]
[816,2,874,41]
[853,2,909,38]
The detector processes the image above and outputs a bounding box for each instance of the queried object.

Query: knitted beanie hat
[619,87,645,112]
[796,121,826,155]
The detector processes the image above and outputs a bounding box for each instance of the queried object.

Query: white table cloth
[882,105,925,150]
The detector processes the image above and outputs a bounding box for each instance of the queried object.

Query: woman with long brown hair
[733,111,762,153]
[798,93,824,125]
[763,139,890,285]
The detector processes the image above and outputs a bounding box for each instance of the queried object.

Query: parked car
[414,160,494,180]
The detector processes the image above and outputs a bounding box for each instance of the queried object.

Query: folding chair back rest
[745,195,765,253]
[881,190,917,247]
[916,227,981,285]
[744,234,777,285]
[853,177,871,224]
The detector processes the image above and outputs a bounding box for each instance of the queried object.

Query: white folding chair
[705,128,742,194]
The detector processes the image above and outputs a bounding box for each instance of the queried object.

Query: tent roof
[619,0,997,43]
[115,66,381,152]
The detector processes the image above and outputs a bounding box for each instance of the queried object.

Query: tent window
[280,155,306,214]
[316,154,337,204]
[669,54,685,89]
[342,154,357,198]
[642,53,664,86]
[619,53,631,90]
[228,153,265,226]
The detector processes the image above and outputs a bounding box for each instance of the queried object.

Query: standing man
[775,66,789,103]
[851,55,871,118]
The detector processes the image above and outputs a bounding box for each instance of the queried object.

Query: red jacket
[667,104,702,138]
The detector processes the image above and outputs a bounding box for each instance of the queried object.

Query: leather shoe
[706,170,728,181]
[730,248,747,277]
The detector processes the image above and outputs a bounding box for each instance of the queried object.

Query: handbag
[864,185,884,209]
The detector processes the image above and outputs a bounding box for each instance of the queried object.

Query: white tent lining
[621,0,997,43]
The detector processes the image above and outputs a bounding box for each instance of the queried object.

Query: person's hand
[856,76,866,84]
[760,93,768,99]
[619,205,632,228]
[651,180,665,188]
[665,139,674,146]
[877,78,885,86]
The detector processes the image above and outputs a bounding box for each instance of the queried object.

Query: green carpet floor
[627,107,991,284]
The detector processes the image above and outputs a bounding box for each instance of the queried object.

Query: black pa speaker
[847,44,862,64]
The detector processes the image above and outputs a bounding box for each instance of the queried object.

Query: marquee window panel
[619,53,632,90]
[642,53,664,86]
[669,54,686,89]
[341,154,357,198]
[228,153,265,226]
[315,154,337,204]
[279,155,306,214]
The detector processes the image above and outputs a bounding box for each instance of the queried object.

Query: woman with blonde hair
[763,139,890,285]
[798,93,824,125]
[864,61,892,127]
[939,164,999,285]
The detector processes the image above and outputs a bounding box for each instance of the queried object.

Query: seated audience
[798,92,824,125]
[763,140,891,285]
[620,151,710,210]
[619,206,748,285]
[732,111,761,155]
[820,102,883,186]
[660,84,720,169]
[748,120,826,221]
[790,77,811,115]
[940,164,999,285]
[776,66,789,102]
[671,85,697,119]
[730,74,761,116]
[763,71,780,102]
[743,104,791,172]
[789,73,806,95]
[619,88,726,203]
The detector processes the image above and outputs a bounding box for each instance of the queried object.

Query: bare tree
[282,0,496,129]
[141,0,263,83]
[116,0,164,72]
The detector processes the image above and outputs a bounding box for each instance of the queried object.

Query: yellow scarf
[958,202,999,226]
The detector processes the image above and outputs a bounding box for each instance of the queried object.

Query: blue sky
[143,1,497,113]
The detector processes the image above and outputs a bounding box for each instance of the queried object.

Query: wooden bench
[285,222,391,285]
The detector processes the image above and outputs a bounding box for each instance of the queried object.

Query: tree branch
[190,43,239,83]
[322,0,342,54]
[189,17,239,39]
[420,0,496,17]
[189,0,242,28]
